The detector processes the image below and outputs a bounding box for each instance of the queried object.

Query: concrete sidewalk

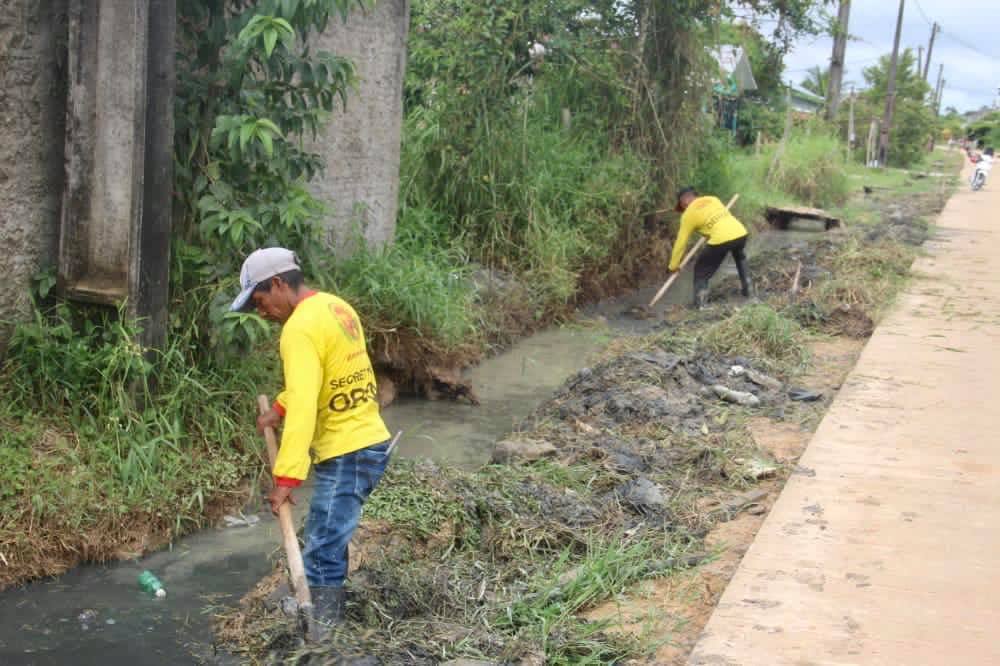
[689,167,1000,665]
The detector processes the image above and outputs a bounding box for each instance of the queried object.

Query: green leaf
[263,28,278,58]
[239,123,253,152]
[259,131,274,158]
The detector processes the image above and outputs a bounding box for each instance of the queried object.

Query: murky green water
[0,225,829,665]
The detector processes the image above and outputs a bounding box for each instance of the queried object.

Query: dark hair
[254,269,304,293]
[986,147,995,156]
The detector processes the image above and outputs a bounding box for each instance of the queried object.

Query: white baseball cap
[230,247,301,312]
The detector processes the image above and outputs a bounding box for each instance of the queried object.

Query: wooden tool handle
[258,395,312,610]
[648,193,740,308]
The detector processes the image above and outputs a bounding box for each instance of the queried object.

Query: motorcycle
[971,166,987,191]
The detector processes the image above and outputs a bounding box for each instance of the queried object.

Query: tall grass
[317,228,479,347]
[717,129,851,225]
[401,84,655,318]
[701,303,810,373]
[0,304,271,586]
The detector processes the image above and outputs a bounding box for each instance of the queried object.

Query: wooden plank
[765,205,841,230]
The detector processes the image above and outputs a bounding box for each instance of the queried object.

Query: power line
[911,0,934,27]
[938,28,1000,62]
[910,0,1000,62]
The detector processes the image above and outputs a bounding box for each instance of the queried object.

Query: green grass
[0,304,271,587]
[318,228,480,348]
[715,130,851,228]
[701,303,811,374]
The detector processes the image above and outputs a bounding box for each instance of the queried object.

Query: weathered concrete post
[58,0,175,349]
[0,0,68,344]
[306,0,409,249]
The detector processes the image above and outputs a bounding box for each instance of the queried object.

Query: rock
[728,365,747,378]
[746,369,782,391]
[441,660,498,666]
[607,448,645,473]
[788,388,823,402]
[621,477,668,512]
[491,438,557,464]
[712,385,761,407]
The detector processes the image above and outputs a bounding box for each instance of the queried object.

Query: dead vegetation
[212,349,804,665]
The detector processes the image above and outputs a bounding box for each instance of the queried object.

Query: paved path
[690,166,1000,666]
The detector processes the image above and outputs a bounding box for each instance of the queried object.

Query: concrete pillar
[0,0,69,345]
[306,0,409,249]
[58,0,175,349]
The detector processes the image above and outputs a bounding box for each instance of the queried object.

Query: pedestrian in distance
[230,247,393,632]
[670,187,754,308]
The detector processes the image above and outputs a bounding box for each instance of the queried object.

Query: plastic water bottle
[138,570,167,598]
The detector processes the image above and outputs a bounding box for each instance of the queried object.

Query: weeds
[0,304,272,588]
[215,348,775,663]
[701,304,810,373]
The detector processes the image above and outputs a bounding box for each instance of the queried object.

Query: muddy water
[0,325,618,666]
[0,224,829,665]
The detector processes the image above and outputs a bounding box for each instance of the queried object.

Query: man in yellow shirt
[231,247,392,628]
[670,187,753,308]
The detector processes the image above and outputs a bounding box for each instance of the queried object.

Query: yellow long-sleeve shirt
[668,196,748,271]
[272,291,390,485]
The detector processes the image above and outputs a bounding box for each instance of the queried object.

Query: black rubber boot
[306,586,346,641]
[693,275,710,309]
[312,586,346,623]
[735,255,754,298]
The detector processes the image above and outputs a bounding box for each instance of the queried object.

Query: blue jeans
[303,440,390,588]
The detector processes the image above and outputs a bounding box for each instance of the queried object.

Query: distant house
[712,46,758,96]
[711,46,758,132]
[788,86,824,115]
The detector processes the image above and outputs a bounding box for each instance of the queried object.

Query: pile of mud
[212,348,793,665]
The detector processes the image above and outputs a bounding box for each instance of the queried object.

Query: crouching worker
[670,187,753,308]
[231,247,392,631]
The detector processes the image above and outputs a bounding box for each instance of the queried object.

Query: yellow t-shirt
[668,196,748,271]
[273,292,390,482]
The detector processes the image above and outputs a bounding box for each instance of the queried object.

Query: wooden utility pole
[847,86,856,162]
[878,0,905,168]
[825,0,852,121]
[917,46,923,81]
[933,63,944,109]
[867,119,879,167]
[923,22,938,81]
[936,78,946,116]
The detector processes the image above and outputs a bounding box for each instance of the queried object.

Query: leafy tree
[172,0,367,352]
[840,48,935,167]
[801,65,829,97]
[968,111,1000,149]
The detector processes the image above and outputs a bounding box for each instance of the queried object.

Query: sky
[781,0,1000,113]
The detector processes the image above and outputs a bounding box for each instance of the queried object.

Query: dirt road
[689,166,1000,665]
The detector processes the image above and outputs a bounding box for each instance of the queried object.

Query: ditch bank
[210,176,955,664]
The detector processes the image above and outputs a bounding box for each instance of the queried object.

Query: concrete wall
[307,0,409,248]
[0,0,68,340]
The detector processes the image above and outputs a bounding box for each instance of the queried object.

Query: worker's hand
[268,485,296,516]
[257,408,282,434]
